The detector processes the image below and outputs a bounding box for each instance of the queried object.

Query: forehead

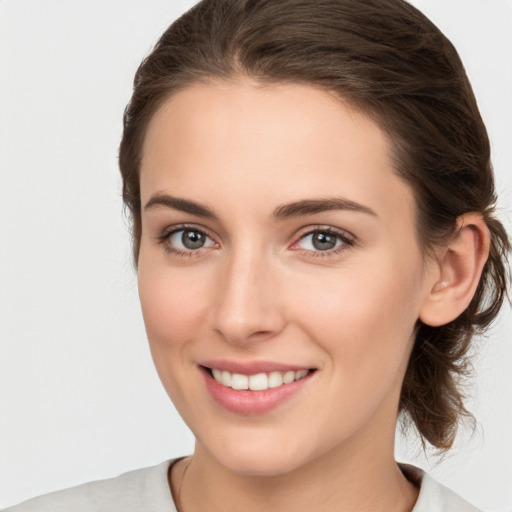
[140,79,415,225]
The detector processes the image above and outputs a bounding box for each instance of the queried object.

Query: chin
[218,451,305,478]
[198,429,319,477]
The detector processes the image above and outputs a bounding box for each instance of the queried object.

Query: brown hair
[119,0,510,450]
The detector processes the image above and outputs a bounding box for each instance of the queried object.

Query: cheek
[137,259,216,421]
[137,259,210,361]
[293,254,424,383]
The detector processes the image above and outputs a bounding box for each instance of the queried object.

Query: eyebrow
[272,197,377,221]
[144,194,216,219]
[144,193,377,220]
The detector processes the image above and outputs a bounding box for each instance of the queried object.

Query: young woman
[4,1,510,511]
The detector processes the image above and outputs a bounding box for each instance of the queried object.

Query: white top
[3,459,483,512]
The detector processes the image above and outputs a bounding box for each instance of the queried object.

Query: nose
[209,247,286,346]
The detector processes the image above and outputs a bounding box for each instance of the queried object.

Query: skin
[136,79,487,512]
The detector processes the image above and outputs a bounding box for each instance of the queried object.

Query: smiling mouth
[201,364,317,414]
[204,367,313,391]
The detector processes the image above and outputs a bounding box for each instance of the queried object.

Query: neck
[171,433,419,512]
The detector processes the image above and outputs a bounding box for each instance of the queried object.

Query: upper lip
[200,359,314,375]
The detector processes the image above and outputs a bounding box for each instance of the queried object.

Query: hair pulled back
[119,0,510,451]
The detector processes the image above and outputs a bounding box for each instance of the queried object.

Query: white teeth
[283,370,295,384]
[268,371,284,388]
[221,370,232,387]
[231,373,249,390]
[210,368,310,391]
[249,373,268,391]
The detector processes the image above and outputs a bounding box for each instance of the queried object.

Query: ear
[419,213,490,327]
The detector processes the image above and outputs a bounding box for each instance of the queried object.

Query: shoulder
[401,464,485,512]
[3,460,177,512]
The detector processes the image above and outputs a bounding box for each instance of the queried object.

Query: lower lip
[202,368,313,415]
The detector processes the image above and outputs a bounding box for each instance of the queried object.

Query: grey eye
[312,232,338,250]
[169,229,215,250]
[298,231,344,251]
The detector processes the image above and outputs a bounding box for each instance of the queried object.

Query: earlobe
[419,213,490,327]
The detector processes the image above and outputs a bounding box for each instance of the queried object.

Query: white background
[0,0,511,510]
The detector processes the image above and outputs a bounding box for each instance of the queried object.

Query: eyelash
[157,224,215,258]
[156,224,355,258]
[292,226,355,258]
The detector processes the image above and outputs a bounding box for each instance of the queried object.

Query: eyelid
[156,223,355,258]
[157,223,219,255]
[290,225,356,253]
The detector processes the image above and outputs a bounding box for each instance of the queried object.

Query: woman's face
[138,80,436,475]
